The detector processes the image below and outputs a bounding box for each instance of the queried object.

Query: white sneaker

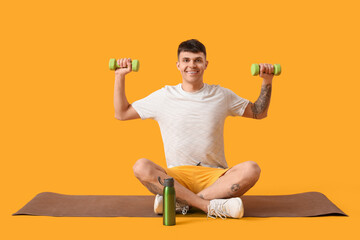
[154,194,189,215]
[207,197,244,219]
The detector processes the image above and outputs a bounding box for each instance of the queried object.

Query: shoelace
[176,202,189,215]
[207,201,230,220]
[156,195,189,215]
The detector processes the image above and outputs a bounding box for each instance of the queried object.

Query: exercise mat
[13,192,347,217]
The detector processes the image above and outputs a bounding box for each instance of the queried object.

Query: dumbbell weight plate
[251,64,260,76]
[109,58,117,70]
[274,64,281,76]
[132,60,139,72]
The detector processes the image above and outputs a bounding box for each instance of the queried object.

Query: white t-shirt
[131,83,249,169]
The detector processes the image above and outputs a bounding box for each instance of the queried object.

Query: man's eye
[184,59,189,62]
[196,59,202,62]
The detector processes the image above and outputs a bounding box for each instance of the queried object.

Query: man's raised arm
[243,63,274,119]
[113,58,140,121]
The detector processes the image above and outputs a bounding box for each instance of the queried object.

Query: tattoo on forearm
[251,84,272,119]
[199,194,205,199]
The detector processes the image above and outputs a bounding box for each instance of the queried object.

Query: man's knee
[244,161,261,181]
[133,158,153,180]
[234,161,261,181]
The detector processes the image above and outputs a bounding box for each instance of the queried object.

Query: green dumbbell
[109,58,140,72]
[251,64,281,76]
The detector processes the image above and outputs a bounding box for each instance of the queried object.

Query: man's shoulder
[161,84,183,96]
[163,84,180,91]
[146,84,178,95]
[206,84,233,96]
[214,85,236,95]
[214,84,231,90]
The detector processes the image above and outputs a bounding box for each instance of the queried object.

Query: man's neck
[181,81,204,93]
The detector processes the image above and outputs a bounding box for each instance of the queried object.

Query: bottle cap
[164,178,174,187]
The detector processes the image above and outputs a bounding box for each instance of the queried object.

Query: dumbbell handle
[251,64,281,76]
[109,59,140,72]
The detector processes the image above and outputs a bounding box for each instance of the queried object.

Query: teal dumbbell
[109,58,140,72]
[251,64,281,76]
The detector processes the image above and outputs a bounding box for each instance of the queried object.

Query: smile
[186,71,199,74]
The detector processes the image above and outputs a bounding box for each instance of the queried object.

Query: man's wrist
[263,78,273,85]
[115,74,126,81]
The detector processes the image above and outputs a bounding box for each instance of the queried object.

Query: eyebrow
[182,57,203,60]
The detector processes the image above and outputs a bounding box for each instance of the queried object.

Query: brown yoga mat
[13,192,347,217]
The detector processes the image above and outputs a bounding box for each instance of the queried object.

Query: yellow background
[1,0,359,239]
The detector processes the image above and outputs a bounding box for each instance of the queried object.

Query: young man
[113,39,274,219]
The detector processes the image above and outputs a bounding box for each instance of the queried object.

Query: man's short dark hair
[178,39,206,59]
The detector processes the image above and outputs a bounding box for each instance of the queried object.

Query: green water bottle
[158,177,176,226]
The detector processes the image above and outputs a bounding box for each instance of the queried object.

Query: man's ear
[176,61,180,70]
[205,60,209,69]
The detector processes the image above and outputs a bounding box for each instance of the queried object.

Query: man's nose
[189,60,196,67]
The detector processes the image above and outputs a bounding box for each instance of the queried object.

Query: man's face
[177,51,208,84]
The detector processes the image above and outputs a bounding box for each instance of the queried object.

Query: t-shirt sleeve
[225,88,250,116]
[131,88,164,120]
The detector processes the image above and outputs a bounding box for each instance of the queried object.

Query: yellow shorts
[164,165,230,194]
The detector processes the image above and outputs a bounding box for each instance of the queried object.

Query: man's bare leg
[133,158,210,213]
[197,161,261,200]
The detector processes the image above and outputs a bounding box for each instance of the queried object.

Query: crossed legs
[132,158,261,213]
[196,160,261,200]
